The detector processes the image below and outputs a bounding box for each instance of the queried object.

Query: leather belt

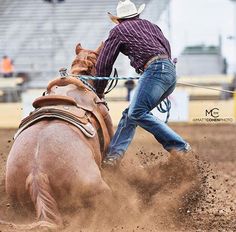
[144,54,169,70]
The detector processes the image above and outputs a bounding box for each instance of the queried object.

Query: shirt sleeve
[96,28,122,77]
[94,28,122,97]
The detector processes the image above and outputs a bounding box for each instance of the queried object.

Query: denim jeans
[107,59,189,157]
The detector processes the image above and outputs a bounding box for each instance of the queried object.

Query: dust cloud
[61,150,208,232]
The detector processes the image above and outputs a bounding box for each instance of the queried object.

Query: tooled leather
[18,77,112,155]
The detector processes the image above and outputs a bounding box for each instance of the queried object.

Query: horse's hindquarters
[6,120,106,206]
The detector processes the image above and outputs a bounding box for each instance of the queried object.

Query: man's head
[108,0,145,24]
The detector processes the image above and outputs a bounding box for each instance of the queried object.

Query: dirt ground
[0,124,235,232]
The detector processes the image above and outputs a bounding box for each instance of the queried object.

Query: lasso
[59,68,236,123]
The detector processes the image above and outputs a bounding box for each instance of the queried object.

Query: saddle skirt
[14,105,96,140]
[15,76,112,154]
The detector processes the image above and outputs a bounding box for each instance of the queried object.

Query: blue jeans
[107,59,189,157]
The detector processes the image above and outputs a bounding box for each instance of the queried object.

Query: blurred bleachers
[1,0,235,126]
[0,77,24,102]
[0,0,170,87]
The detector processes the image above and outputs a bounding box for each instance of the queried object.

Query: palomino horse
[2,43,114,229]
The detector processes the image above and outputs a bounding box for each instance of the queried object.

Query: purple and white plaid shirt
[95,17,171,95]
[96,17,171,76]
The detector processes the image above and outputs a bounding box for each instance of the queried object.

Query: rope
[70,74,140,81]
[156,98,171,123]
[104,68,119,94]
[61,70,236,123]
[70,73,236,94]
[177,81,236,94]
[78,77,96,92]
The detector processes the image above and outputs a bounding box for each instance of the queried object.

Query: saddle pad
[20,105,88,127]
[14,115,95,140]
[15,105,96,140]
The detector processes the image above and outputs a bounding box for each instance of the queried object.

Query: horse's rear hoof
[35,221,60,230]
[10,220,61,231]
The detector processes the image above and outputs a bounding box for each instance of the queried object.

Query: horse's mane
[70,44,100,76]
[71,53,97,74]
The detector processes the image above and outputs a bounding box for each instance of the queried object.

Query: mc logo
[205,108,219,118]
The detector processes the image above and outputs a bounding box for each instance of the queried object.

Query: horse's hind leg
[81,176,113,214]
[25,171,63,228]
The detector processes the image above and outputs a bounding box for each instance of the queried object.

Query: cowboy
[95,0,191,167]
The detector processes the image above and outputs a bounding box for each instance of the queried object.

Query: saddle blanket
[14,105,96,140]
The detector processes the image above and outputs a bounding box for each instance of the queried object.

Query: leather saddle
[16,76,113,154]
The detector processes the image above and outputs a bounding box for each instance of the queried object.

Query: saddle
[16,76,113,154]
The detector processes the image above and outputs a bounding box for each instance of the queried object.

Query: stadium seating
[0,0,170,86]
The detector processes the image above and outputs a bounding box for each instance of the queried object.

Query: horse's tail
[0,172,62,230]
[25,171,63,227]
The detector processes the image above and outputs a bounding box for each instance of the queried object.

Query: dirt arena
[0,124,235,231]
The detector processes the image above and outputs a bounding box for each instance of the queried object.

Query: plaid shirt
[95,17,171,95]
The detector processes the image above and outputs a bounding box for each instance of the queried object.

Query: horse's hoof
[10,221,60,231]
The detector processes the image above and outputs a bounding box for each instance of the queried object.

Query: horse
[1,43,114,230]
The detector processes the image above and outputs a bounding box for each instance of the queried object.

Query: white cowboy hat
[108,0,146,24]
